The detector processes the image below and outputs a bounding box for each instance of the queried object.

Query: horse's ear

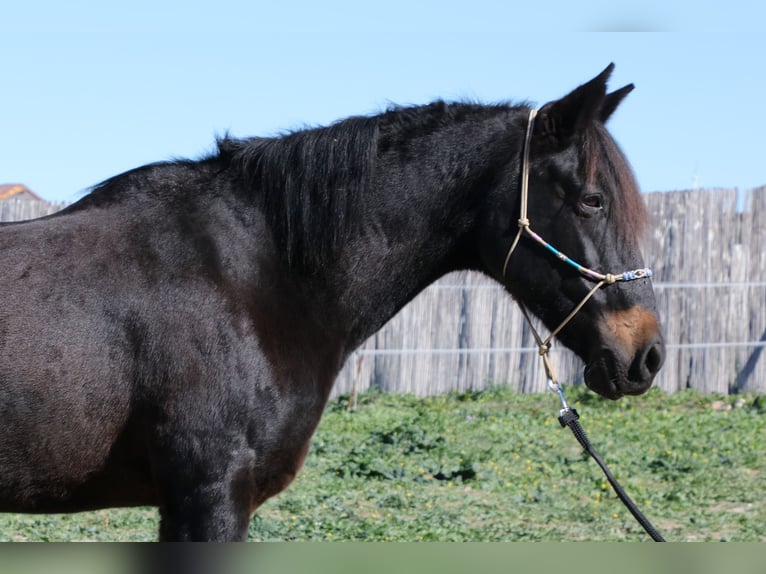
[600,83,634,123]
[533,63,615,150]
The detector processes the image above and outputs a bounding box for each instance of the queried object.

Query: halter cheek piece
[502,108,653,390]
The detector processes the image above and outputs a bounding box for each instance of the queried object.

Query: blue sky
[2,1,763,202]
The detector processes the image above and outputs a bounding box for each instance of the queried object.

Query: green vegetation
[1,387,764,541]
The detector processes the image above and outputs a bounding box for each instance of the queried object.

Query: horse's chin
[583,349,653,400]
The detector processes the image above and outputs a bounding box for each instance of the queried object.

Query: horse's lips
[585,348,659,400]
[584,354,624,400]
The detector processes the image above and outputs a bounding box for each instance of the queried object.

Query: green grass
[1,387,764,541]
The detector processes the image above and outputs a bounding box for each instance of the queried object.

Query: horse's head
[483,64,664,399]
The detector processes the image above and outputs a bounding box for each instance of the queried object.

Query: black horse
[0,64,664,541]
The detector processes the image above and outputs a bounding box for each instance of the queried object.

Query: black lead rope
[557,406,666,542]
[504,108,664,540]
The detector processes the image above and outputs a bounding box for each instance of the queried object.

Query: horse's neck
[327,143,498,350]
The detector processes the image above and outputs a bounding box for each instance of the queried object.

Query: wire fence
[333,277,766,397]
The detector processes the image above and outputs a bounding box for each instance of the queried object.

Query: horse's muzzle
[584,312,666,399]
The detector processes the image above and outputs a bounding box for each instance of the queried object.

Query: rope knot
[538,343,551,357]
[517,217,530,228]
[604,273,617,285]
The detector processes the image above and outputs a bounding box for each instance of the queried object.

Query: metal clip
[547,378,569,414]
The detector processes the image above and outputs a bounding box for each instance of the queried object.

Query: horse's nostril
[629,338,665,384]
[643,341,664,377]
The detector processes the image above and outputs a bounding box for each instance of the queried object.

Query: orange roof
[0,184,44,202]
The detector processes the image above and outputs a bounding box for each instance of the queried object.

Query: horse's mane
[583,122,647,242]
[217,115,379,270]
[217,101,516,270]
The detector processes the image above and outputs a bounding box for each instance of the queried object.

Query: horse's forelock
[583,123,647,243]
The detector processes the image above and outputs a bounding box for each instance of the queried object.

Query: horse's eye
[581,194,603,210]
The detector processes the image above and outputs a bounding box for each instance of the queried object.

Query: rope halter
[502,108,653,390]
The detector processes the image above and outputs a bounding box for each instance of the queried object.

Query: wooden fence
[2,187,765,395]
[0,198,65,222]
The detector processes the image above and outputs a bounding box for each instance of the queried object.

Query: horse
[0,64,664,541]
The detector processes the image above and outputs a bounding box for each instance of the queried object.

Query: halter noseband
[503,108,653,388]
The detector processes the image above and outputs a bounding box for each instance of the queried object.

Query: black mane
[217,114,379,270]
[218,101,518,270]
[69,101,520,273]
